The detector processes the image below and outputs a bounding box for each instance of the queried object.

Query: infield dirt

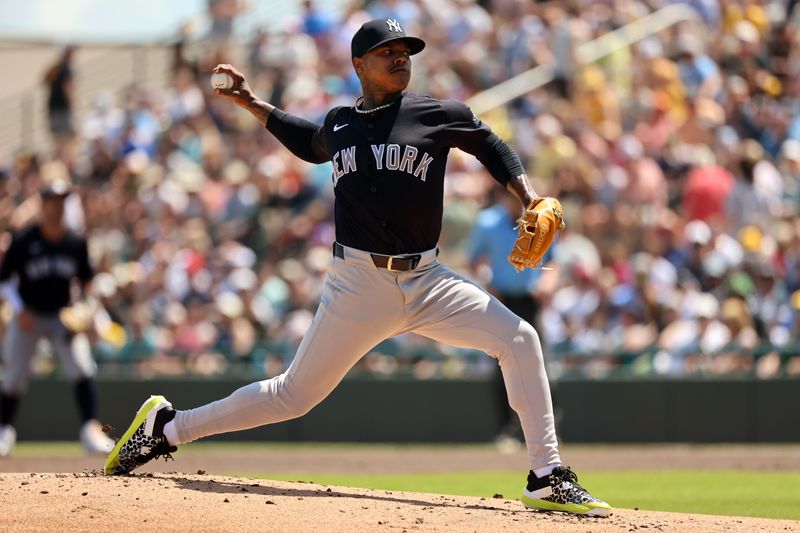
[1,445,799,532]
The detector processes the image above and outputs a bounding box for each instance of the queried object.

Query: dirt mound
[1,473,797,532]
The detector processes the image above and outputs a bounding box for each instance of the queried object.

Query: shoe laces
[554,466,586,492]
[154,449,176,463]
[154,439,178,462]
[140,438,177,464]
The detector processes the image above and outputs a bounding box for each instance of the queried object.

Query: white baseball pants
[2,314,96,394]
[173,244,560,470]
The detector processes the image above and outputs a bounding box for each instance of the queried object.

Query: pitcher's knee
[504,321,544,361]
[273,379,326,419]
[508,320,537,345]
[285,396,319,418]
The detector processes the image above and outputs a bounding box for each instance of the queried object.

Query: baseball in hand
[211,72,234,90]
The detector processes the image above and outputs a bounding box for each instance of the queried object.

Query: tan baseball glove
[508,197,565,272]
[59,300,95,334]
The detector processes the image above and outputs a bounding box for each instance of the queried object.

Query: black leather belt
[333,242,422,272]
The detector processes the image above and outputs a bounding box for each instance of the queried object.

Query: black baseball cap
[351,18,425,58]
[40,178,72,198]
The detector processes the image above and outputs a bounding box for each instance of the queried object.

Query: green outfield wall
[13,377,800,442]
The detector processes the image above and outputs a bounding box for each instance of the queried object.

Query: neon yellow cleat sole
[521,492,613,517]
[104,395,176,476]
[521,466,612,517]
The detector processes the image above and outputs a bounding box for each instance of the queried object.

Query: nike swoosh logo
[333,123,349,132]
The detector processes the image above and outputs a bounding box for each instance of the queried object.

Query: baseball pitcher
[104,18,610,517]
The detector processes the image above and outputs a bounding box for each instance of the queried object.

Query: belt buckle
[387,256,395,271]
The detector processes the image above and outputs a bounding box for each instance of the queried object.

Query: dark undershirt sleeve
[473,133,525,187]
[77,239,93,282]
[438,100,523,186]
[0,233,21,282]
[265,109,331,163]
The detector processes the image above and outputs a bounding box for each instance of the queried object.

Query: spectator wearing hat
[673,33,722,101]
[725,139,774,232]
[669,219,711,282]
[691,293,731,369]
[747,258,789,343]
[675,97,726,147]
[778,139,800,205]
[712,296,759,374]
[721,20,770,80]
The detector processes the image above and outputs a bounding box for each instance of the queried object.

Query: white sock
[162,420,180,446]
[533,463,559,478]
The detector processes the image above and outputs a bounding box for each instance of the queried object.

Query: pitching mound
[1,472,798,532]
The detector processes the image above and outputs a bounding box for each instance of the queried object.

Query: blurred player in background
[0,179,114,456]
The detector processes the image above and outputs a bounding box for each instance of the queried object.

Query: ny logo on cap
[386,18,402,32]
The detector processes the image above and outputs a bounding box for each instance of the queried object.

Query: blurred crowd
[2,0,800,380]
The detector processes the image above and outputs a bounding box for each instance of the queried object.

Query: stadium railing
[465,3,701,115]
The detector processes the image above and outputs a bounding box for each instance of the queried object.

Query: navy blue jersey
[310,93,520,254]
[0,225,93,314]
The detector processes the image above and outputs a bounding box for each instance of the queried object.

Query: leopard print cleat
[521,466,612,517]
[104,396,177,476]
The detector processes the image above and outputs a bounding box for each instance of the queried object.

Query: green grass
[11,441,482,455]
[236,470,800,521]
[9,442,85,456]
